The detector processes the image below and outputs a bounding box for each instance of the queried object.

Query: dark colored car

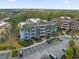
[59,39,63,41]
[62,48,67,52]
[49,53,57,59]
[19,50,23,58]
[47,40,52,44]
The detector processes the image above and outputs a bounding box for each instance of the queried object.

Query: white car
[19,49,23,58]
[49,53,57,59]
[65,35,71,39]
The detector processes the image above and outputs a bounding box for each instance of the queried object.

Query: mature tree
[69,40,76,48]
[66,47,74,59]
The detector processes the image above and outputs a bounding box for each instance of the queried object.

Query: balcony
[40,31,45,33]
[40,34,45,36]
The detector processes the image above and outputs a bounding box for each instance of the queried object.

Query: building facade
[70,20,79,31]
[19,18,57,40]
[59,16,79,32]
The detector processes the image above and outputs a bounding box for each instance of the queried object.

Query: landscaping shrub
[61,32,64,35]
[8,45,16,50]
[0,46,7,50]
[34,38,42,43]
[11,49,19,57]
[66,31,70,35]
[61,54,66,59]
[19,40,34,47]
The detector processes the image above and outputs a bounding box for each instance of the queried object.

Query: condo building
[59,16,79,32]
[59,16,71,31]
[19,18,57,40]
[70,20,79,31]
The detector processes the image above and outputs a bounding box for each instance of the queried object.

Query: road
[13,36,70,59]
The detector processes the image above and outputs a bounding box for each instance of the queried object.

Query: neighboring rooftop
[0,21,9,27]
[19,18,57,26]
[26,18,48,25]
[59,16,71,20]
[29,18,40,23]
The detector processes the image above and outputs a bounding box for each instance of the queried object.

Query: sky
[0,0,79,9]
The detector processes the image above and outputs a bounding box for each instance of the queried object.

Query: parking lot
[11,36,70,59]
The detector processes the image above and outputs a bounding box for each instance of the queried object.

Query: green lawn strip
[34,39,42,43]
[50,36,59,42]
[19,40,34,47]
[63,32,66,35]
[73,31,79,36]
[31,39,42,44]
[32,39,37,43]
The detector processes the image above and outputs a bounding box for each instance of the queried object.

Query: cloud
[64,0,69,4]
[8,0,16,2]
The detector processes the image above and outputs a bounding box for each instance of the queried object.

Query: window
[25,33,27,35]
[41,33,44,34]
[31,26,35,28]
[40,29,45,31]
[21,29,24,31]
[31,37,35,39]
[31,33,35,35]
[31,30,35,32]
[25,36,27,38]
[40,26,44,28]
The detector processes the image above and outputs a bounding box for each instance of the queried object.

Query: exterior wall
[60,20,70,31]
[59,19,79,32]
[39,25,46,37]
[19,24,37,40]
[70,21,79,31]
[20,29,26,40]
[75,22,79,31]
[19,20,58,40]
[30,26,37,39]
[51,24,57,33]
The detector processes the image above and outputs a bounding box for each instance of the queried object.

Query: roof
[19,22,26,25]
[20,18,57,26]
[29,18,40,23]
[60,16,71,20]
[26,18,48,25]
[0,21,9,27]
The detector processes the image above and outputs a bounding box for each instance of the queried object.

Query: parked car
[47,40,52,44]
[62,48,67,52]
[59,38,63,41]
[58,37,63,41]
[76,36,79,40]
[19,49,23,58]
[49,53,57,59]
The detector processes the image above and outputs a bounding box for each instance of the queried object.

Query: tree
[69,40,76,48]
[65,47,74,59]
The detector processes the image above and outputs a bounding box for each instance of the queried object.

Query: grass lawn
[0,35,23,50]
[19,39,42,47]
[33,39,42,43]
[0,38,23,50]
[73,31,79,36]
[19,39,34,47]
[0,37,43,50]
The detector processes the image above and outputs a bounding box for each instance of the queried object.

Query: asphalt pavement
[17,36,70,59]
